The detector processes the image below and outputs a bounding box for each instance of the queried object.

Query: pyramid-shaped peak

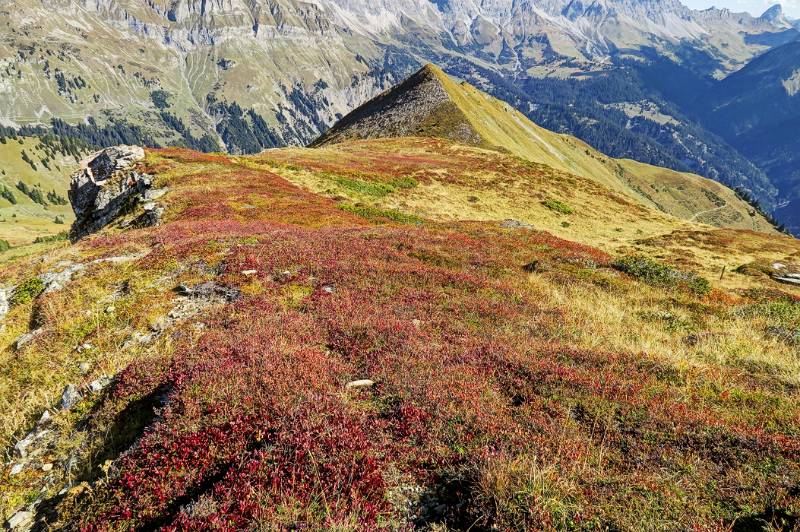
[311,63,482,147]
[417,63,450,80]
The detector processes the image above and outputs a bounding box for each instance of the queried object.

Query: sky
[682,0,800,17]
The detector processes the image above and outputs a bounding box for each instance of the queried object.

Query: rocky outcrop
[312,64,483,148]
[68,146,155,241]
[0,288,8,324]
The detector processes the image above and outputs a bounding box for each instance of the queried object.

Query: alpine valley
[1,0,800,230]
[2,3,800,530]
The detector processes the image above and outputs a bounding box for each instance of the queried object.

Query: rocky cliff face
[1,0,792,146]
[68,146,156,241]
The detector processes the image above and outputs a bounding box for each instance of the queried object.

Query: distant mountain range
[698,38,800,233]
[0,0,798,230]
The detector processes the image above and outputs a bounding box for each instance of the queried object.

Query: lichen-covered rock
[14,329,44,351]
[0,287,8,323]
[59,384,82,411]
[68,146,152,241]
[5,509,33,530]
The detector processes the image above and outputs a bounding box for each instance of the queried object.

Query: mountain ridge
[0,0,795,226]
[314,63,778,234]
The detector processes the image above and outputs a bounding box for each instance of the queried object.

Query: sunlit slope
[315,64,776,234]
[255,137,797,289]
[0,137,80,245]
[2,146,799,528]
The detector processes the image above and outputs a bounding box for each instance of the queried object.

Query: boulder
[6,510,33,530]
[68,146,152,241]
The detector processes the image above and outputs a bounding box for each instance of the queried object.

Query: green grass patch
[614,255,711,297]
[329,174,418,197]
[339,204,422,225]
[333,176,396,198]
[10,277,45,307]
[33,232,68,244]
[542,199,574,215]
[389,176,419,189]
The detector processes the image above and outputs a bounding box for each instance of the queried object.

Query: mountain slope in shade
[701,39,800,233]
[315,65,777,234]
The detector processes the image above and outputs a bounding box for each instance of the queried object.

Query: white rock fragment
[14,434,35,458]
[144,187,169,201]
[41,463,53,472]
[9,463,23,476]
[6,510,33,530]
[242,270,258,276]
[41,263,85,293]
[0,287,8,322]
[37,410,51,427]
[88,375,113,394]
[14,329,44,350]
[346,379,375,389]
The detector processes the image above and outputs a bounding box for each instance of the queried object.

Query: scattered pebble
[346,379,375,389]
[41,463,53,472]
[105,305,116,314]
[78,362,91,375]
[37,410,51,427]
[242,270,258,276]
[322,285,335,294]
[88,376,113,394]
[9,463,23,476]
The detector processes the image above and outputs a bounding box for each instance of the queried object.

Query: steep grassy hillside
[1,147,798,529]
[316,65,777,234]
[0,136,83,246]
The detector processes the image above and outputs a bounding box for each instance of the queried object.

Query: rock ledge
[68,146,153,241]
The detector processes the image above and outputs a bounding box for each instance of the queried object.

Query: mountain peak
[760,4,786,23]
[311,64,484,148]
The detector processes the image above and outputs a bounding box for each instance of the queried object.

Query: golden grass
[257,138,800,293]
[320,64,776,233]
